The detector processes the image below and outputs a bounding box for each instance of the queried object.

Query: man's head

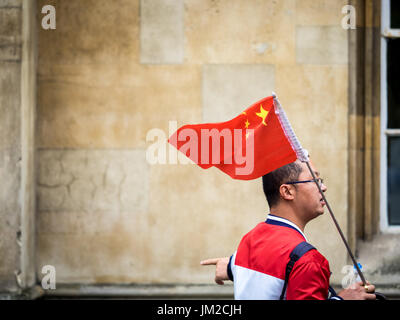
[262,161,303,208]
[262,159,327,223]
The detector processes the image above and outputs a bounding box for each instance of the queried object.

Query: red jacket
[230,214,341,300]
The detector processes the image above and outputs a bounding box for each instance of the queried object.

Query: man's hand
[200,257,230,285]
[338,281,376,300]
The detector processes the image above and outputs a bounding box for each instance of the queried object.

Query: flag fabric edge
[272,92,308,163]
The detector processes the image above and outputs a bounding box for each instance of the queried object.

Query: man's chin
[309,210,324,221]
[319,201,326,214]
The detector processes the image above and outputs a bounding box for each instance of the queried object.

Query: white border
[380,0,400,232]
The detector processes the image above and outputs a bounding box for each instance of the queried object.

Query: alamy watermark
[41,5,56,30]
[41,265,56,290]
[341,5,356,30]
[341,264,363,289]
[146,121,255,176]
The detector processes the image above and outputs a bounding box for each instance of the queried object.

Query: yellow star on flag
[256,104,268,126]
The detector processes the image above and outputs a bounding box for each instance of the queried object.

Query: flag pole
[272,93,367,286]
[304,161,367,285]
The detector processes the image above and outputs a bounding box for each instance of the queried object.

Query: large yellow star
[255,104,268,126]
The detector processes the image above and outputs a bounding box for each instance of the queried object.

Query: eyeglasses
[284,178,324,186]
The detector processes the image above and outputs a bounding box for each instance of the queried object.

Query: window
[381,0,400,230]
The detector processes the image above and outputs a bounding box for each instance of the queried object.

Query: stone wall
[35,0,349,287]
[0,0,36,296]
[0,0,22,294]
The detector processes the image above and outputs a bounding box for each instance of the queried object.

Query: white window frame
[380,0,400,232]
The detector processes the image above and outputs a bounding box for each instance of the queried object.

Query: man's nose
[321,181,327,193]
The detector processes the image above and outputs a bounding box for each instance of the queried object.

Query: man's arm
[201,255,376,300]
[287,260,331,300]
[288,259,376,300]
[200,257,230,285]
[337,281,376,300]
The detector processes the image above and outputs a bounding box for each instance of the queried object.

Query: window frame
[380,0,400,232]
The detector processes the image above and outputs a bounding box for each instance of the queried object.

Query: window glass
[390,1,400,29]
[387,39,400,128]
[388,136,400,225]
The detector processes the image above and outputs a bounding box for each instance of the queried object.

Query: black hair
[262,161,303,208]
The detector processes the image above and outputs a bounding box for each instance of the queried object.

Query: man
[201,159,376,300]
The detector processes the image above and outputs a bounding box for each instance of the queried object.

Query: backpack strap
[279,241,316,300]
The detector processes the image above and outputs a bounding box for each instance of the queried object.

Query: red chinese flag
[168,95,302,180]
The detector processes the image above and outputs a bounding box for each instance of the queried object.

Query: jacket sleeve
[285,255,331,300]
[227,254,234,281]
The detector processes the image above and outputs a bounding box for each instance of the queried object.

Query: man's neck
[269,205,306,232]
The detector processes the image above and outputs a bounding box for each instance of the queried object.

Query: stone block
[0,44,21,61]
[295,0,348,26]
[38,149,149,215]
[296,25,348,65]
[275,64,348,151]
[37,0,139,65]
[37,229,151,283]
[0,7,21,38]
[202,64,275,123]
[0,7,21,61]
[140,0,183,64]
[0,62,20,148]
[0,148,20,284]
[37,148,152,283]
[37,64,202,148]
[185,0,295,64]
[358,234,400,286]
[0,0,21,7]
[0,62,21,289]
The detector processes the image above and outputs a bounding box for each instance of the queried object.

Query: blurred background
[1,0,400,299]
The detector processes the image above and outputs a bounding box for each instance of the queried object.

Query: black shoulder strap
[279,241,316,300]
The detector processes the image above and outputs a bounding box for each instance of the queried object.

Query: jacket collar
[266,214,308,241]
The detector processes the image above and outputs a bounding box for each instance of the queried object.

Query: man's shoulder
[237,221,268,243]
[236,222,304,258]
[240,220,305,245]
[297,247,330,270]
[235,229,311,279]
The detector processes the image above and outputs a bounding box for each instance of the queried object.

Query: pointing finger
[200,258,220,266]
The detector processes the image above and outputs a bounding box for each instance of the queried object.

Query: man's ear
[279,184,295,201]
